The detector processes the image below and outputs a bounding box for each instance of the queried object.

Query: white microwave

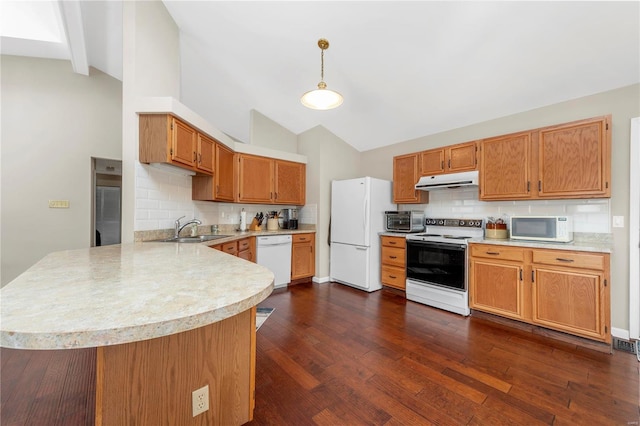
[510,216,573,243]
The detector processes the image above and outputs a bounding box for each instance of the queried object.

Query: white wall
[360,83,640,333]
[0,56,122,285]
[122,0,181,243]
[298,125,361,279]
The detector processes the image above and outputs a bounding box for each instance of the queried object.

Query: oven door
[406,240,467,291]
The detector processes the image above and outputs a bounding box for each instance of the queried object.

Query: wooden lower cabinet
[291,233,315,280]
[469,243,610,343]
[380,236,406,290]
[211,238,255,262]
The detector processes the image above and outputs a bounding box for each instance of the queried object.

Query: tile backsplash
[406,187,611,233]
[135,163,314,231]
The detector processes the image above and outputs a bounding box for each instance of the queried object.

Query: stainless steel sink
[150,235,230,243]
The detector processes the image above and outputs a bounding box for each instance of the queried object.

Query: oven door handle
[407,240,466,251]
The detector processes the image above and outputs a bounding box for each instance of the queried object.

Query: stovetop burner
[406,218,484,243]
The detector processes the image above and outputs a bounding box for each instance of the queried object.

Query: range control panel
[425,218,483,228]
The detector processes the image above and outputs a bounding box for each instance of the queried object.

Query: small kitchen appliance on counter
[279,208,299,229]
[384,210,425,233]
[510,215,573,242]
[405,218,484,316]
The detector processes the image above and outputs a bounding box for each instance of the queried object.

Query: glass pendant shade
[301,81,343,110]
[301,39,343,110]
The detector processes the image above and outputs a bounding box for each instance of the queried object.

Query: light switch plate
[48,200,69,208]
[612,216,624,228]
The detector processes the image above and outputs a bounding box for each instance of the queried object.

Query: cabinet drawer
[293,234,313,243]
[470,244,525,262]
[381,265,406,289]
[532,250,605,270]
[238,238,251,251]
[220,242,237,255]
[381,246,405,267]
[381,236,406,248]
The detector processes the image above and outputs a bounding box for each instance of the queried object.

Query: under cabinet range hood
[415,170,479,191]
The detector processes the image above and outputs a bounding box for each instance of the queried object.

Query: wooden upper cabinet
[140,114,206,174]
[393,153,429,204]
[479,132,533,200]
[420,149,445,175]
[214,143,235,201]
[237,154,306,205]
[448,142,478,173]
[196,133,214,173]
[420,141,477,176]
[274,160,306,205]
[537,115,611,199]
[192,141,236,202]
[237,154,274,203]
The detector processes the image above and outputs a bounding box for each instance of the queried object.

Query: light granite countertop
[0,243,275,350]
[379,231,612,253]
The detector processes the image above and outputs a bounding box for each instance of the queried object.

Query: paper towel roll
[240,211,247,231]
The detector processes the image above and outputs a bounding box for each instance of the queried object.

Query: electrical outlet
[192,385,209,417]
[613,216,624,228]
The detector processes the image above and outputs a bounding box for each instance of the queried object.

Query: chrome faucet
[174,216,202,238]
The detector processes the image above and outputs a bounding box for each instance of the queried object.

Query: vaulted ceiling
[2,1,638,152]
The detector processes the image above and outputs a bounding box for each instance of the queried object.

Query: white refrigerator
[329,177,395,292]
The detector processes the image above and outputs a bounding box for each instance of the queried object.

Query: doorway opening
[92,158,122,247]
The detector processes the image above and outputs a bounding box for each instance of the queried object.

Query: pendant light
[301,38,343,110]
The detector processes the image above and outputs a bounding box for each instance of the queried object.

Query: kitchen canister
[267,218,279,231]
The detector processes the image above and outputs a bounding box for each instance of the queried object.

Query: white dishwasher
[256,235,292,288]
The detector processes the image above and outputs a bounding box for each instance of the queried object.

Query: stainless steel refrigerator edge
[329,177,395,292]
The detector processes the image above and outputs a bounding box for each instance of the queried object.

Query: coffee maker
[279,208,298,229]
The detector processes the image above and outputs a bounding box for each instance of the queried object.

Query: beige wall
[250,110,297,152]
[360,83,640,332]
[298,126,361,279]
[0,56,122,285]
[121,0,181,243]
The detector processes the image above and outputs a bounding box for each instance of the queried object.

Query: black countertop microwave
[385,211,425,233]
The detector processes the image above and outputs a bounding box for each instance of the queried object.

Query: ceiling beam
[58,0,89,75]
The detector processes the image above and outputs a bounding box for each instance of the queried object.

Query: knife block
[249,218,261,231]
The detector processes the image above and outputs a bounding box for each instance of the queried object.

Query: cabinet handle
[527,181,530,192]
[448,159,451,169]
[389,275,397,279]
[531,271,535,282]
[519,269,523,281]
[441,160,444,170]
[299,238,307,241]
[198,153,202,163]
[216,185,219,194]
[485,251,500,255]
[193,151,197,162]
[389,241,397,245]
[538,180,542,191]
[555,257,575,263]
[389,256,397,259]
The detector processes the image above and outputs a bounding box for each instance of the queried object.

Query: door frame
[629,117,640,340]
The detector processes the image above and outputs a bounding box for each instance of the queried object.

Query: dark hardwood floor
[2,282,638,425]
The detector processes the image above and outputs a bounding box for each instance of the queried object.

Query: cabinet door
[479,132,532,200]
[196,134,214,174]
[215,143,235,201]
[171,118,197,168]
[538,116,610,199]
[420,149,445,176]
[393,153,429,204]
[237,154,273,203]
[291,234,315,280]
[447,142,477,173]
[470,259,525,320]
[274,160,305,205]
[532,267,608,342]
[381,265,406,290]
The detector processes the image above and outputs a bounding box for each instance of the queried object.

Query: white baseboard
[312,276,330,284]
[612,327,630,340]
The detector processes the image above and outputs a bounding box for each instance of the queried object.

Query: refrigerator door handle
[355,246,368,250]
[363,196,368,236]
